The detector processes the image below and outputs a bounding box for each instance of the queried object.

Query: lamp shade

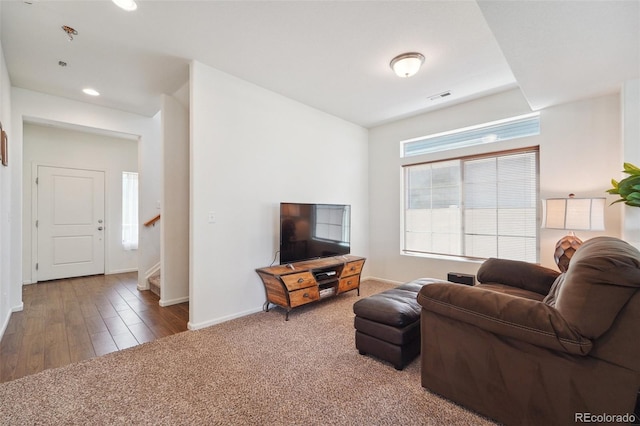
[390,53,425,78]
[542,196,606,272]
[541,197,605,231]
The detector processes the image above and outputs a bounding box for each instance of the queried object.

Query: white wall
[538,93,622,264]
[138,111,162,287]
[368,89,622,283]
[621,79,640,249]
[10,88,161,296]
[0,31,17,337]
[160,93,190,305]
[189,61,369,329]
[22,123,138,283]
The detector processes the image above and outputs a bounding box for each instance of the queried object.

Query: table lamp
[541,194,605,272]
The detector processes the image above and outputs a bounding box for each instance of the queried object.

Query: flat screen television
[280,202,351,265]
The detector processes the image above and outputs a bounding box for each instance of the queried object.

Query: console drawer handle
[297,278,304,284]
[303,293,309,298]
[350,267,355,271]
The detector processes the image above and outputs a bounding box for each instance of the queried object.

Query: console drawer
[282,272,315,291]
[289,286,320,307]
[341,260,365,278]
[338,276,360,294]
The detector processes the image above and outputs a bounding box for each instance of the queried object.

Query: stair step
[148,272,161,297]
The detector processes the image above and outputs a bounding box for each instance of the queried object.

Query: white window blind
[402,113,540,157]
[122,172,139,251]
[403,149,538,262]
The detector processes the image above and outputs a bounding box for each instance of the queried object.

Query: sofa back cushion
[554,237,640,339]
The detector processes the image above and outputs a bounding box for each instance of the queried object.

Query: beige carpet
[0,280,495,425]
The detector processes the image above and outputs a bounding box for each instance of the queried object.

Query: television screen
[280,203,351,265]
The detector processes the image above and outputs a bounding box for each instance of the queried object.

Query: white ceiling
[1,1,638,128]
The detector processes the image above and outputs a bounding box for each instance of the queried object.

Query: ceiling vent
[428,91,451,101]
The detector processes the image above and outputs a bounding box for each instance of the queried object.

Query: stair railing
[144,214,161,227]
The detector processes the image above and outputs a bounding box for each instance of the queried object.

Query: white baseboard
[362,275,403,286]
[0,310,10,341]
[187,306,263,330]
[137,262,160,291]
[144,263,161,281]
[0,303,24,341]
[159,295,189,307]
[186,277,402,331]
[106,268,138,275]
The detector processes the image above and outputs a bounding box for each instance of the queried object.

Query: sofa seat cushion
[353,278,444,327]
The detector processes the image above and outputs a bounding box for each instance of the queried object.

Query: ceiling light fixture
[390,52,425,78]
[82,88,100,97]
[112,0,137,11]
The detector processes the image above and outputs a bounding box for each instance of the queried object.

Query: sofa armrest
[417,282,592,355]
[477,258,560,295]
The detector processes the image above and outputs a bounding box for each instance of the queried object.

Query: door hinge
[35,263,38,271]
[35,220,38,228]
[35,177,38,185]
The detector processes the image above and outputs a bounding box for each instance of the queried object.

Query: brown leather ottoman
[353,279,435,370]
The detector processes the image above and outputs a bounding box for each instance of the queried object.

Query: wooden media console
[256,255,366,320]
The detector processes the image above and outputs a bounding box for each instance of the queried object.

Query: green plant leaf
[608,164,640,207]
[618,176,640,197]
[623,162,640,176]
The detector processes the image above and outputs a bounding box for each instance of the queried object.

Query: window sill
[401,251,485,264]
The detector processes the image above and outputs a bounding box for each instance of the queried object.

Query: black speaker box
[447,272,475,286]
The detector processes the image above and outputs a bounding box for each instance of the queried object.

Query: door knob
[98,227,103,231]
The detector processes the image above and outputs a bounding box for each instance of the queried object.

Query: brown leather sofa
[417,236,640,425]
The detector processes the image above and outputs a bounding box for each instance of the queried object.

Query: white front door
[37,166,105,281]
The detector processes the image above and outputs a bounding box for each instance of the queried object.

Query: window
[313,204,350,243]
[122,172,139,250]
[403,149,538,262]
[402,112,540,157]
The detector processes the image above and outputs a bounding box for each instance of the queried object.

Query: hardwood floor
[0,272,189,383]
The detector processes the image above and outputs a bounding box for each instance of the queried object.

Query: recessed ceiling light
[112,0,137,11]
[83,88,100,97]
